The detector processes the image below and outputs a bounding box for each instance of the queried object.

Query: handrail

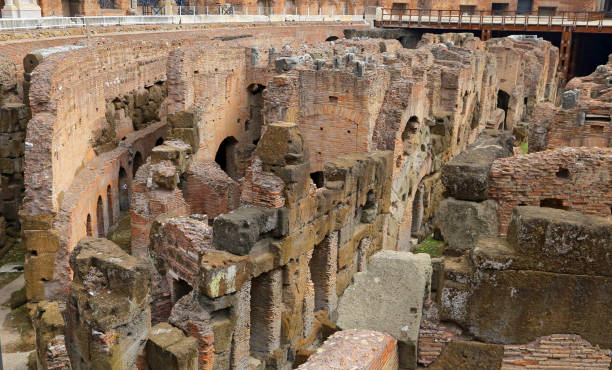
[379,8,607,29]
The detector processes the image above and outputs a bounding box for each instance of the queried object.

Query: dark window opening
[540,198,567,210]
[86,214,92,237]
[517,0,532,14]
[585,114,611,122]
[538,6,556,16]
[106,185,113,226]
[402,116,419,154]
[132,152,143,178]
[329,96,338,103]
[172,278,192,303]
[460,5,476,14]
[118,167,130,212]
[155,137,164,146]
[492,3,509,15]
[248,83,266,95]
[325,36,339,42]
[310,171,325,188]
[96,196,105,237]
[556,168,570,179]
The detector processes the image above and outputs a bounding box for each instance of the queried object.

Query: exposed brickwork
[183,160,240,219]
[502,334,612,369]
[298,330,398,369]
[488,147,612,234]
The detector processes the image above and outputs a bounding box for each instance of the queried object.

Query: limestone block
[435,198,498,253]
[275,57,300,73]
[146,323,199,370]
[441,130,513,201]
[297,330,398,369]
[151,139,192,173]
[457,269,612,349]
[152,161,179,190]
[65,238,151,370]
[199,249,252,299]
[506,206,612,277]
[32,301,68,370]
[337,250,432,369]
[213,206,279,255]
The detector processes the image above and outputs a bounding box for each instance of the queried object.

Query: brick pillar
[250,269,283,357]
[309,232,338,314]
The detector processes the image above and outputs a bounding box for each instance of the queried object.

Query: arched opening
[310,171,325,188]
[118,167,130,212]
[325,36,339,42]
[98,0,115,8]
[402,116,419,154]
[106,185,114,226]
[411,183,424,239]
[497,90,510,130]
[215,137,239,180]
[172,278,192,303]
[86,214,92,237]
[132,152,143,177]
[96,196,105,237]
[155,137,164,146]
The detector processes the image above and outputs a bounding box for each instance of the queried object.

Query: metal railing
[380,9,609,30]
[172,5,367,16]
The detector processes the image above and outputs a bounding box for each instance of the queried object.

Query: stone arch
[215,136,239,180]
[107,185,113,226]
[96,196,105,237]
[402,116,419,154]
[325,36,339,42]
[118,167,129,212]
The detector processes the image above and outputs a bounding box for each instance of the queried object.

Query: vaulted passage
[215,136,240,180]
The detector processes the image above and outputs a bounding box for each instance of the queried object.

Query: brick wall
[488,147,612,235]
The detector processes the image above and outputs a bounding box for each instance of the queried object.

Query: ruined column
[65,238,151,370]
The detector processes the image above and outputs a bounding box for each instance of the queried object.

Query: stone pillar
[65,238,151,370]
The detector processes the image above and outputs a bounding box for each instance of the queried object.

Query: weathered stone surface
[32,301,69,370]
[199,249,252,298]
[297,330,398,369]
[435,198,498,253]
[213,206,279,255]
[65,237,151,370]
[507,206,612,276]
[428,341,503,370]
[146,323,199,370]
[337,250,432,369]
[441,130,513,201]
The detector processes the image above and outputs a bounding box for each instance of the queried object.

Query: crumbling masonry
[1,20,609,370]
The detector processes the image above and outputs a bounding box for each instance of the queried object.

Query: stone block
[151,139,192,173]
[66,238,151,370]
[337,250,432,369]
[32,301,67,370]
[199,249,252,299]
[507,206,612,276]
[152,161,179,190]
[146,323,199,370]
[213,206,279,255]
[561,89,579,109]
[435,198,498,253]
[441,130,513,201]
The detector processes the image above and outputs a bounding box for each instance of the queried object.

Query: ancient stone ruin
[0,19,610,370]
